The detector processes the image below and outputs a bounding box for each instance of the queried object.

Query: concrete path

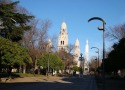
[0,75,97,90]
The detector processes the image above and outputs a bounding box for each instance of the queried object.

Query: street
[0,75,97,90]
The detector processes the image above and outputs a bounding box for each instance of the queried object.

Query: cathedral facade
[74,38,81,67]
[58,22,81,67]
[58,22,68,52]
[84,40,89,75]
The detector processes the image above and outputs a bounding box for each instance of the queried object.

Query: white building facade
[58,22,81,67]
[84,40,89,75]
[46,39,52,52]
[58,22,68,52]
[74,38,81,67]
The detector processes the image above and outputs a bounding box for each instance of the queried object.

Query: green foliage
[72,65,80,71]
[105,38,125,73]
[38,53,64,70]
[0,1,34,42]
[0,37,32,66]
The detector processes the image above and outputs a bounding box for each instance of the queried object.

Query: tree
[72,65,80,71]
[37,53,64,70]
[68,44,74,54]
[0,0,11,4]
[89,57,98,72]
[0,0,34,42]
[0,37,32,73]
[106,23,125,41]
[57,50,74,71]
[105,38,125,74]
[21,19,51,69]
[104,22,125,75]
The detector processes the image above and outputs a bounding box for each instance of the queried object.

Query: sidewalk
[86,76,97,90]
[0,76,69,83]
[96,77,125,90]
[0,75,98,90]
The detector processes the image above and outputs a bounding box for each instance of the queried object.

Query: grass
[11,73,42,77]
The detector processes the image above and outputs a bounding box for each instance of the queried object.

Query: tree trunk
[19,65,22,73]
[7,66,12,77]
[23,65,26,74]
[35,57,38,70]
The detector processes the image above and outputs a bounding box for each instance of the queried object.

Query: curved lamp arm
[88,17,106,24]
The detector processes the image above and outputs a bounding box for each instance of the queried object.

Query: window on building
[63,29,65,32]
[63,41,64,45]
[61,41,62,45]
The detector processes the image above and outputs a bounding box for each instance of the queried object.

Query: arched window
[63,41,64,45]
[61,41,62,45]
[63,29,65,32]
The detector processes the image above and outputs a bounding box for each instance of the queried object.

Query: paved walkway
[84,76,97,90]
[97,77,125,90]
[78,75,97,90]
[0,76,70,83]
[0,75,98,90]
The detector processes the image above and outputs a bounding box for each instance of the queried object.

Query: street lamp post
[91,47,99,71]
[47,51,51,77]
[63,56,66,73]
[95,57,97,72]
[47,45,55,77]
[88,17,106,90]
[92,56,97,73]
[79,53,84,77]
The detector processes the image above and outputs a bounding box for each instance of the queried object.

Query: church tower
[85,40,89,62]
[58,22,68,52]
[84,40,89,75]
[74,38,80,67]
[46,39,52,52]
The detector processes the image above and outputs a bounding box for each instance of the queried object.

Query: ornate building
[58,22,81,67]
[84,40,89,74]
[58,22,68,52]
[58,22,89,69]
[46,39,52,52]
[74,38,81,67]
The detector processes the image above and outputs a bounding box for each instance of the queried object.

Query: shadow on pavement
[96,76,125,90]
[0,76,86,90]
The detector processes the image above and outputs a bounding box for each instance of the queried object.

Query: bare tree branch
[68,44,74,54]
[20,19,51,69]
[106,23,125,41]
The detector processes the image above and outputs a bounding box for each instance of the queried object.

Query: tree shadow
[0,76,86,90]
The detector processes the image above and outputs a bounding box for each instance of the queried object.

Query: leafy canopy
[0,1,34,42]
[0,37,32,66]
[38,53,64,70]
[105,38,125,72]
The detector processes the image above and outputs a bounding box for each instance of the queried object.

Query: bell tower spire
[74,38,80,67]
[58,21,68,52]
[84,39,89,75]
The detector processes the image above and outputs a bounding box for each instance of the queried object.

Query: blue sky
[14,0,125,60]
